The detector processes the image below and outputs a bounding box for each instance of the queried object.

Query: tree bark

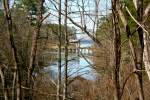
[63,0,68,99]
[135,0,145,100]
[2,0,21,100]
[116,1,145,99]
[26,0,43,99]
[143,2,150,81]
[57,0,62,99]
[112,0,121,100]
[0,64,8,100]
[143,33,150,80]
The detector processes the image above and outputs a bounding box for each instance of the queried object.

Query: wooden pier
[49,46,92,55]
[46,39,93,55]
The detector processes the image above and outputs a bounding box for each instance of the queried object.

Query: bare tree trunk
[0,64,8,100]
[126,23,145,100]
[143,33,150,80]
[112,0,121,100]
[115,1,145,99]
[2,0,21,100]
[143,3,150,81]
[63,0,68,99]
[12,70,16,100]
[57,0,62,99]
[131,0,150,82]
[136,0,145,99]
[26,1,43,99]
[93,0,100,34]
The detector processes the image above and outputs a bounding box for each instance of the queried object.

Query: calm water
[44,39,98,80]
[79,39,94,47]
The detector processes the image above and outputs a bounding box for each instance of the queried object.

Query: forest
[0,0,150,100]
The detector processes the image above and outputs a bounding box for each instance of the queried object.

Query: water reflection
[44,39,98,80]
[44,56,97,80]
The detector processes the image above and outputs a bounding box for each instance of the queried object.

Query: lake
[44,39,98,80]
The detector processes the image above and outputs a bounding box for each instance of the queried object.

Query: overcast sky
[0,0,14,9]
[0,0,111,40]
[44,0,111,39]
